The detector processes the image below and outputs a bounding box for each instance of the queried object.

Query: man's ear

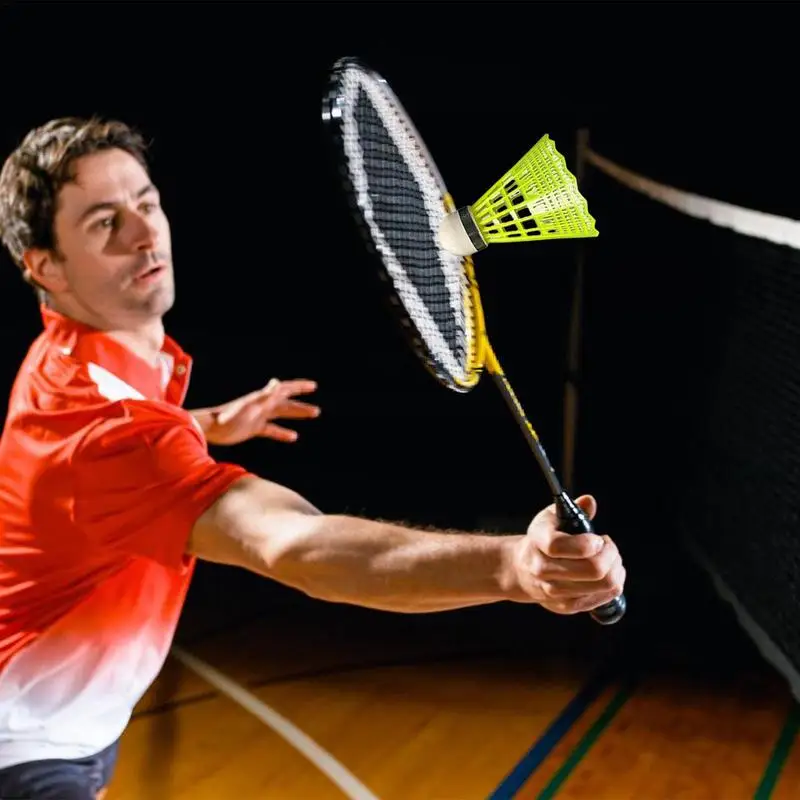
[21,248,68,293]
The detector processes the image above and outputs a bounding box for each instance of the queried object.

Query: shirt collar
[40,305,193,405]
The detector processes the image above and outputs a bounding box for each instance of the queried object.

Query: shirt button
[176,364,186,376]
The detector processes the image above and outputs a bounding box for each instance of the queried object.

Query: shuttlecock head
[438,206,487,257]
[466,134,599,249]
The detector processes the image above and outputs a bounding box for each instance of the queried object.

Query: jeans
[0,739,119,799]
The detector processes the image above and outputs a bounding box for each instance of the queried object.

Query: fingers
[260,378,318,398]
[575,494,596,521]
[528,494,601,559]
[541,584,625,616]
[218,379,321,427]
[256,380,320,441]
[259,379,320,417]
[259,383,320,423]
[535,549,625,598]
[260,423,300,443]
[539,532,605,559]
[534,535,621,581]
[278,399,322,419]
[533,551,626,616]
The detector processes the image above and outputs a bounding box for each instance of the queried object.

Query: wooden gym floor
[104,561,800,800]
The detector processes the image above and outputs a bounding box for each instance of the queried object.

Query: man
[0,117,625,800]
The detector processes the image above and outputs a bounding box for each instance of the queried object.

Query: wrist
[189,409,216,441]
[496,535,530,602]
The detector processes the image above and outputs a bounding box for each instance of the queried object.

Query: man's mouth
[133,264,166,284]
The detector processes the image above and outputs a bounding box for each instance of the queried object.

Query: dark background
[1,2,797,682]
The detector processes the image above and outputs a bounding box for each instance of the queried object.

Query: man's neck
[106,323,166,367]
[44,295,166,367]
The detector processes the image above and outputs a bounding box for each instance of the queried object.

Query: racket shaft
[484,352,627,626]
[487,370,563,497]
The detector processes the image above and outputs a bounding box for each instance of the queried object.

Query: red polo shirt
[0,306,250,767]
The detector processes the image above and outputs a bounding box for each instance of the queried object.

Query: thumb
[260,378,281,396]
[574,494,597,521]
[215,400,244,426]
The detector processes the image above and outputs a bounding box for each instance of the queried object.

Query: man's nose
[129,212,159,251]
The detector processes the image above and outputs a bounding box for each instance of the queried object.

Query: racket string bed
[342,79,472,386]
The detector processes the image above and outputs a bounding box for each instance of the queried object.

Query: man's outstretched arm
[187,476,625,615]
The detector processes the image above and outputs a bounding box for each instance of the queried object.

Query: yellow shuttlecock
[438,134,599,257]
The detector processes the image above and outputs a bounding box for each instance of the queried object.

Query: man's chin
[125,283,175,318]
[150,289,176,316]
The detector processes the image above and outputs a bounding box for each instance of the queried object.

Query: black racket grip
[555,492,627,626]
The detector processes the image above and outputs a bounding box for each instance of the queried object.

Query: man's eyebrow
[75,184,157,225]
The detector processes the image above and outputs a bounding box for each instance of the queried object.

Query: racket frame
[322,57,483,394]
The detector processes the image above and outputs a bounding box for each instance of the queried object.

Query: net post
[563,128,590,494]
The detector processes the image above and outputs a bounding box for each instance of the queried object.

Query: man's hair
[0,116,150,286]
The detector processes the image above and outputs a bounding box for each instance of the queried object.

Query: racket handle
[555,492,627,626]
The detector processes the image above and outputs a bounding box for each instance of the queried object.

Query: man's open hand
[194,378,321,445]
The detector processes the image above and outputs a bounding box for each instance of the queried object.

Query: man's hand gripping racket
[322,57,625,625]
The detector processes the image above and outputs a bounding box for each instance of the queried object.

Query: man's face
[32,147,175,327]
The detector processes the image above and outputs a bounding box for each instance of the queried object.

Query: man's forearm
[189,477,526,613]
[261,513,526,612]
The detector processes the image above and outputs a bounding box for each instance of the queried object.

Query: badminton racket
[321,57,625,625]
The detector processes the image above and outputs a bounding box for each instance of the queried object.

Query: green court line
[534,680,635,800]
[753,702,800,800]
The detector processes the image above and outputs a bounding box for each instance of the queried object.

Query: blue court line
[535,680,636,799]
[486,668,614,800]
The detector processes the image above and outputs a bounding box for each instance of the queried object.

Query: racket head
[322,57,484,393]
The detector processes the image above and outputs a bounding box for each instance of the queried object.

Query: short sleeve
[72,400,252,570]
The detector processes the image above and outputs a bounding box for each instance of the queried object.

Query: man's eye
[97,217,115,229]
